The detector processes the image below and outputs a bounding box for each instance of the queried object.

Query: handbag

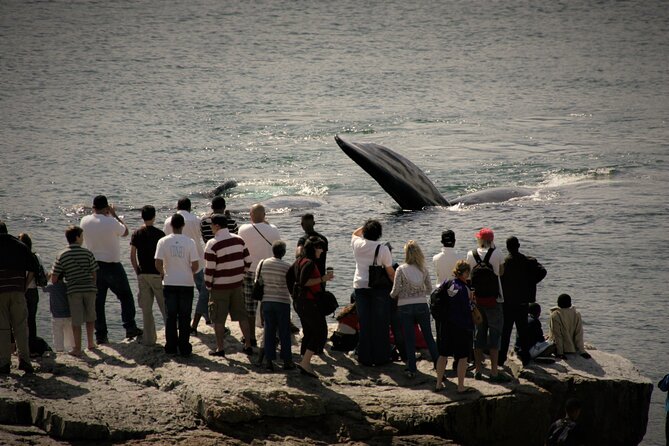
[315,290,339,316]
[471,304,483,325]
[368,244,392,289]
[251,260,265,301]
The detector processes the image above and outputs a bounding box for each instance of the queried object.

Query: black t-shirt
[130,225,165,275]
[297,230,328,276]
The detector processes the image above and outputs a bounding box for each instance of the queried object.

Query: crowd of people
[1,193,608,441]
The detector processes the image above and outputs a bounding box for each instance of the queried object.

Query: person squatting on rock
[499,235,547,366]
[350,220,395,367]
[548,293,591,360]
[195,195,238,332]
[154,213,199,357]
[466,227,511,383]
[163,197,207,335]
[287,236,333,378]
[525,303,556,359]
[80,195,142,344]
[0,220,37,374]
[389,240,438,379]
[204,214,252,357]
[435,260,476,393]
[51,225,98,356]
[258,240,295,371]
[130,205,166,346]
[238,204,281,347]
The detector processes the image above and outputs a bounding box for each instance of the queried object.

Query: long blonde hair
[403,240,426,273]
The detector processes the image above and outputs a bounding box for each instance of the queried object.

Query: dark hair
[441,230,455,247]
[272,240,286,259]
[557,293,572,309]
[301,213,314,224]
[210,213,228,228]
[66,225,83,244]
[18,233,32,250]
[0,220,7,234]
[362,219,382,241]
[211,196,226,211]
[565,398,582,418]
[506,236,520,254]
[141,205,156,222]
[170,213,185,230]
[302,236,325,260]
[177,197,191,211]
[528,302,541,318]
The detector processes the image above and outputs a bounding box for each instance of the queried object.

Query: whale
[334,135,534,211]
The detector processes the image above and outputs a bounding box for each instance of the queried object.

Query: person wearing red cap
[466,228,511,383]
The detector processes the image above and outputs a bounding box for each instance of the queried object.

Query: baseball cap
[475,228,494,241]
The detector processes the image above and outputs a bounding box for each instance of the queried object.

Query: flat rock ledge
[0,323,652,446]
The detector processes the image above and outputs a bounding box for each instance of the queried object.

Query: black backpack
[546,418,580,446]
[429,280,449,319]
[470,248,499,297]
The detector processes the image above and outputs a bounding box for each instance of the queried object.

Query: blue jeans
[354,288,392,366]
[262,301,292,362]
[398,303,439,373]
[163,286,194,355]
[95,262,137,339]
[193,270,210,320]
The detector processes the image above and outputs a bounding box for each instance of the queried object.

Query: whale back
[335,136,450,210]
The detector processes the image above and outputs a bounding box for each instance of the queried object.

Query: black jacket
[501,252,546,304]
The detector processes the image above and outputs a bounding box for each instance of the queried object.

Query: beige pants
[0,291,30,367]
[138,274,165,345]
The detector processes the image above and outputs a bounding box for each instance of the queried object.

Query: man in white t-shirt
[238,204,281,346]
[164,197,208,331]
[433,229,461,286]
[155,214,199,357]
[80,195,142,344]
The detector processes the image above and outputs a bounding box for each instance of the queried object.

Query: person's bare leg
[299,349,314,372]
[474,348,484,374]
[86,321,95,349]
[191,313,202,330]
[239,319,252,349]
[71,324,82,356]
[457,357,467,391]
[214,323,226,351]
[435,356,448,389]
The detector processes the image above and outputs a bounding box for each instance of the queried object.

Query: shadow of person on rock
[14,371,91,400]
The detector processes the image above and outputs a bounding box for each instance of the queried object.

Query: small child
[51,225,99,356]
[526,303,556,359]
[546,398,586,446]
[330,303,359,352]
[43,275,74,352]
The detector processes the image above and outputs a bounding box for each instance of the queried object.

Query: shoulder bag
[368,244,393,289]
[251,260,265,301]
[315,290,339,316]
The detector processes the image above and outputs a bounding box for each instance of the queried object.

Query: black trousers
[499,302,529,365]
[295,299,327,355]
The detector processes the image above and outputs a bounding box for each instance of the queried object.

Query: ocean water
[1,0,667,443]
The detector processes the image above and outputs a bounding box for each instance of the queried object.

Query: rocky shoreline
[0,323,653,445]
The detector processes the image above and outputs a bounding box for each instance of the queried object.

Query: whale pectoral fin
[335,135,450,211]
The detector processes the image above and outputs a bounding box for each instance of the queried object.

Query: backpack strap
[472,250,482,264]
[483,247,495,264]
[372,244,381,266]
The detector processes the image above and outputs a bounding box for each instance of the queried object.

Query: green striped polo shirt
[52,244,99,295]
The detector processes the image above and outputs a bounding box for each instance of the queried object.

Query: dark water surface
[1,1,667,443]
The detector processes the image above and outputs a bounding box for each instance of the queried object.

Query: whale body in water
[335,135,533,211]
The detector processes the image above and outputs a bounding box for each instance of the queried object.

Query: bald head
[250,204,266,223]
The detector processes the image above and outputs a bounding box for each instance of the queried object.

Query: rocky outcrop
[0,324,653,445]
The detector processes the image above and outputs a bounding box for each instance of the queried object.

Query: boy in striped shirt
[52,226,99,356]
[204,214,251,356]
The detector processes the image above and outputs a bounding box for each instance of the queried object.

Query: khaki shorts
[68,292,96,326]
[209,287,245,324]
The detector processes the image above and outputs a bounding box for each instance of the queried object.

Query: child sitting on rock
[548,294,591,360]
[526,303,556,359]
[330,303,359,352]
